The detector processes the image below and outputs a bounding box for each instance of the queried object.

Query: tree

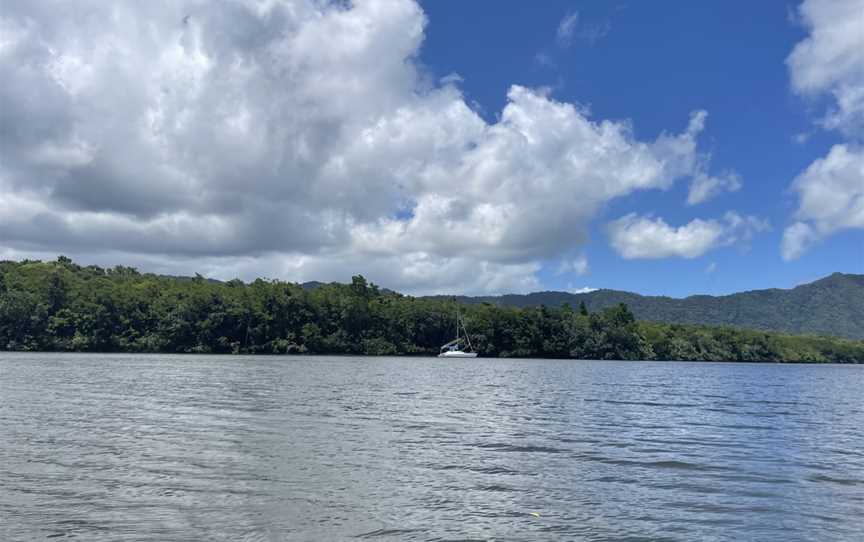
[0,258,861,362]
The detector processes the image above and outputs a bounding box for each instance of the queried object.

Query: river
[1,353,862,541]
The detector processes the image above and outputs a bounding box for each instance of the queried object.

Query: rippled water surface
[2,354,863,541]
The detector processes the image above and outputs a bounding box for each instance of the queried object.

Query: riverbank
[2,259,863,363]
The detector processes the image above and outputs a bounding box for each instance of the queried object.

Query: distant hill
[2,259,862,360]
[301,281,327,291]
[424,273,864,339]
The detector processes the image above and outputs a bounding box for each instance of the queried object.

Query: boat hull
[437,351,478,358]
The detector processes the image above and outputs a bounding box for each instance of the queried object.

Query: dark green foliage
[0,258,862,362]
[425,273,864,339]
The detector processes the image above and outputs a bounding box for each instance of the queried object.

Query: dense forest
[427,272,864,339]
[1,258,862,363]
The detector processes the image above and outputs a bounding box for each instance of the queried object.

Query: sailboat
[438,304,478,358]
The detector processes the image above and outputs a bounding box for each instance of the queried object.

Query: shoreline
[3,259,863,364]
[2,350,860,364]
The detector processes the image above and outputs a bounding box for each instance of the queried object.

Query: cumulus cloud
[686,171,742,205]
[784,0,864,259]
[608,212,769,260]
[781,144,864,260]
[787,0,864,135]
[781,222,818,261]
[1,0,726,294]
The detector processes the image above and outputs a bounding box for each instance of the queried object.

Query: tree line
[1,258,862,362]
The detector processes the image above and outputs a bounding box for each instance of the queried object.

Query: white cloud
[793,132,811,144]
[608,215,724,259]
[555,10,610,48]
[0,0,726,294]
[556,254,589,276]
[567,285,598,294]
[687,171,742,205]
[608,212,769,260]
[721,210,772,243]
[705,262,717,274]
[784,0,864,260]
[781,222,818,261]
[787,0,864,135]
[440,72,463,85]
[556,12,580,47]
[781,144,864,259]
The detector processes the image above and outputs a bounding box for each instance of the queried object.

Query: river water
[1,353,862,541]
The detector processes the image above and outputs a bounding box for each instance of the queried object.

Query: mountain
[424,273,864,339]
[301,281,328,290]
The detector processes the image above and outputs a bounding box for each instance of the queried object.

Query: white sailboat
[438,305,478,358]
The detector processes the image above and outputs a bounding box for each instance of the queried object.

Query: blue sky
[417,1,862,296]
[0,0,862,296]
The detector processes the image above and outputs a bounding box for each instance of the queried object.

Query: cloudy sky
[1,0,862,296]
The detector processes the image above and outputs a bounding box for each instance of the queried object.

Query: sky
[0,0,862,297]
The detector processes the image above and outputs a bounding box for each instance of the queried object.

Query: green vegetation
[432,272,864,339]
[1,258,862,362]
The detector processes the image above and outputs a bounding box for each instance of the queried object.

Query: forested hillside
[1,258,862,362]
[427,273,864,339]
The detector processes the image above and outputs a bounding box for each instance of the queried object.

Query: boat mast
[455,303,460,344]
[461,317,473,352]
